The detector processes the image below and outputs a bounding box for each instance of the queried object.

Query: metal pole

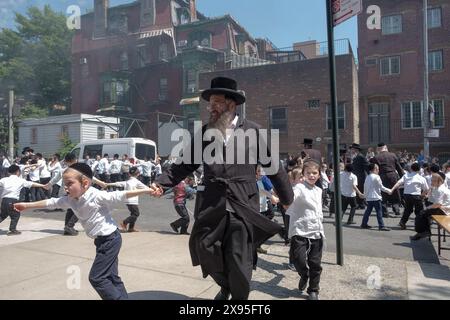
[423,0,430,160]
[326,0,344,266]
[8,89,14,161]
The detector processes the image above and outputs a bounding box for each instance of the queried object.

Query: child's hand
[43,183,51,191]
[13,203,27,212]
[150,183,164,197]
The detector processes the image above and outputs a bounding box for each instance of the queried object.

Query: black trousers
[109,174,121,190]
[209,212,253,300]
[415,208,445,234]
[51,184,60,198]
[65,208,78,228]
[290,235,323,294]
[39,177,51,199]
[123,204,140,229]
[400,194,424,225]
[341,196,357,222]
[90,229,128,300]
[0,198,20,231]
[172,203,190,233]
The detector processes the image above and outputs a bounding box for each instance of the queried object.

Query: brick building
[199,50,359,161]
[358,0,450,159]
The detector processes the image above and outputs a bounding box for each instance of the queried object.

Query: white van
[70,138,157,162]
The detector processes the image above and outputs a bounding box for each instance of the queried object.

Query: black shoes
[170,222,179,234]
[63,227,78,236]
[308,292,319,300]
[360,225,372,229]
[7,230,21,236]
[214,287,231,300]
[298,277,308,292]
[398,222,406,230]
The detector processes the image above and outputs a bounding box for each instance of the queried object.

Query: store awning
[139,28,174,39]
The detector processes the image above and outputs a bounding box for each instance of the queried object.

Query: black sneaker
[214,287,230,300]
[411,231,431,241]
[7,230,21,236]
[308,292,319,300]
[63,227,78,236]
[398,222,406,230]
[298,277,308,292]
[169,222,179,234]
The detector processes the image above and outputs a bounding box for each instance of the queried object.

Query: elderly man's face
[207,94,236,124]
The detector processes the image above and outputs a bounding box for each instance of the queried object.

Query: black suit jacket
[157,115,293,277]
[352,153,369,187]
[371,151,404,187]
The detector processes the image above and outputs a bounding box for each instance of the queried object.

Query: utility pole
[8,89,14,161]
[423,0,430,160]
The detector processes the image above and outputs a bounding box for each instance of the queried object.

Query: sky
[0,0,358,52]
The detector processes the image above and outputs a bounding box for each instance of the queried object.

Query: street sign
[425,129,439,138]
[332,0,362,26]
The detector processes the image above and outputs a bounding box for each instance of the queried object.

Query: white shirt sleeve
[377,176,391,194]
[46,197,71,209]
[95,190,128,206]
[22,179,34,189]
[136,180,150,190]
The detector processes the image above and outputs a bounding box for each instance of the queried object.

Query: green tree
[57,134,76,158]
[0,5,73,112]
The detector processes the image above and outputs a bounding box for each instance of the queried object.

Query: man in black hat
[152,76,293,300]
[301,138,322,164]
[370,143,404,217]
[350,143,369,209]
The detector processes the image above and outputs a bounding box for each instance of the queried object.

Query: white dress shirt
[364,173,391,201]
[428,184,450,215]
[286,182,324,240]
[109,177,148,205]
[446,172,450,190]
[38,159,51,179]
[48,162,63,186]
[398,172,429,195]
[340,171,358,197]
[109,159,122,174]
[46,187,126,238]
[96,158,109,175]
[0,175,34,199]
[2,158,10,168]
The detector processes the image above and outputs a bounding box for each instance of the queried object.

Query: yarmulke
[69,163,93,179]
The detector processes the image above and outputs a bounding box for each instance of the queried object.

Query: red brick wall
[199,55,358,159]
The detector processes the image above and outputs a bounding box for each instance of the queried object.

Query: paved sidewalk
[0,216,449,300]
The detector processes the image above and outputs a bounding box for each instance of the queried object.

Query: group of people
[1,76,449,301]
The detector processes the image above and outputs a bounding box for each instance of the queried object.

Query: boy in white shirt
[286,160,324,300]
[391,163,429,230]
[107,166,148,232]
[0,165,48,235]
[361,163,392,231]
[340,164,364,225]
[412,172,450,240]
[14,163,158,300]
[108,154,123,190]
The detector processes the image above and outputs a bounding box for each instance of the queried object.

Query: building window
[429,50,443,71]
[189,31,212,48]
[103,80,129,105]
[326,103,345,130]
[159,43,168,60]
[137,45,148,67]
[186,69,196,93]
[61,125,69,138]
[120,51,128,70]
[428,7,442,29]
[382,15,402,35]
[432,99,444,128]
[380,56,400,76]
[368,102,390,144]
[307,100,320,109]
[31,128,38,144]
[402,101,423,129]
[269,107,288,133]
[159,78,168,100]
[97,127,105,139]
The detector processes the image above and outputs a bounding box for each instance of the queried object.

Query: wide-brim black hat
[350,143,361,150]
[201,77,246,106]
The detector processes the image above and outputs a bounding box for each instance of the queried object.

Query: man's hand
[13,203,27,212]
[150,183,164,197]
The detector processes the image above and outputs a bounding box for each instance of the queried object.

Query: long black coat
[352,153,369,189]
[371,151,404,187]
[156,116,293,278]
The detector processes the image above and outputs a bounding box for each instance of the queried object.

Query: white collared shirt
[364,173,390,201]
[48,161,63,186]
[109,177,148,205]
[46,187,126,238]
[446,173,450,189]
[38,159,51,179]
[286,182,324,240]
[428,184,450,215]
[0,175,34,199]
[340,171,358,197]
[2,158,10,168]
[398,172,429,195]
[109,159,122,174]
[96,158,109,174]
